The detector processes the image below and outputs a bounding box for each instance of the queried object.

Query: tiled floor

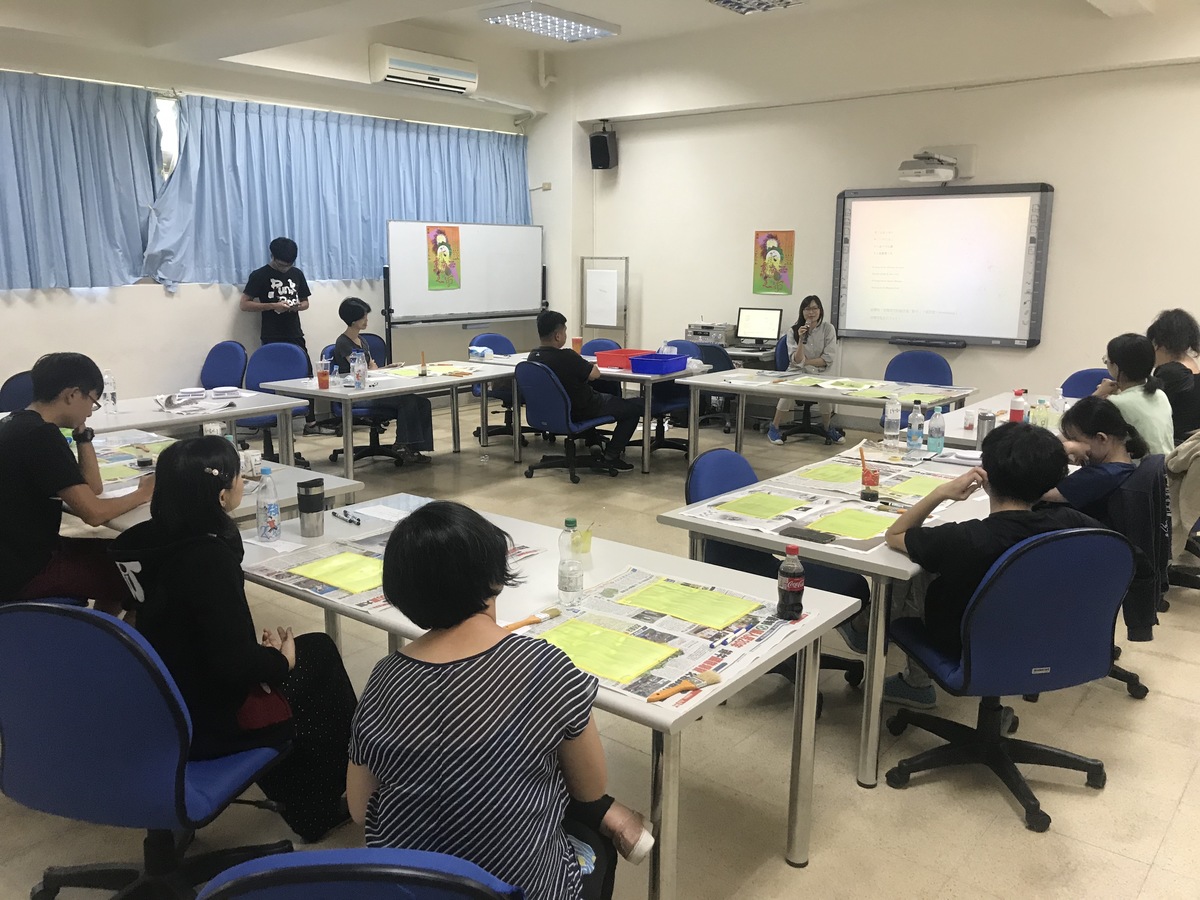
[8,405,1200,899]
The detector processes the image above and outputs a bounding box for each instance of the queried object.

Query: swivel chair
[582,338,622,398]
[772,336,829,444]
[627,339,699,457]
[696,344,737,433]
[0,370,33,413]
[517,361,618,483]
[470,332,539,446]
[200,341,248,390]
[238,343,311,468]
[1061,367,1109,399]
[882,350,953,429]
[319,345,404,468]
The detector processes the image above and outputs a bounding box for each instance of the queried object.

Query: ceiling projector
[898,152,957,184]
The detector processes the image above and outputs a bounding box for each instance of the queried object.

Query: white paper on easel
[586,269,619,327]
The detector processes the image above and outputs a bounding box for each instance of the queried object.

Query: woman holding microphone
[767,294,843,445]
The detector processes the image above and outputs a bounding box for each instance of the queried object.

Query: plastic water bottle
[558,518,583,603]
[256,466,281,542]
[102,369,117,413]
[776,544,805,620]
[927,406,946,455]
[1049,388,1065,431]
[1031,397,1051,429]
[883,394,902,451]
[906,401,925,452]
[351,352,368,390]
[1009,389,1027,423]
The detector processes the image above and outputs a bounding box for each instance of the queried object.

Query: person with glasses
[1093,333,1175,457]
[0,352,153,611]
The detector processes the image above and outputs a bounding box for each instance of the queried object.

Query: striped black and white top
[350,634,598,900]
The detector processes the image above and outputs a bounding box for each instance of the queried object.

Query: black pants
[265,337,316,422]
[591,395,642,459]
[366,396,435,451]
[565,796,618,900]
[257,632,357,841]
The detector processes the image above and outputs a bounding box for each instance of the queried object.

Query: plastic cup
[861,466,880,487]
[316,360,330,389]
[571,336,583,353]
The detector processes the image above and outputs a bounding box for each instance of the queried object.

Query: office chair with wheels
[627,339,699,456]
[884,529,1135,832]
[582,338,622,398]
[685,449,866,715]
[1060,367,1110,399]
[318,345,404,468]
[200,341,248,390]
[696,344,737,433]
[470,332,539,446]
[362,332,389,366]
[197,848,523,899]
[771,335,829,444]
[0,602,292,900]
[0,369,33,412]
[238,343,311,468]
[517,361,618,483]
[882,350,954,429]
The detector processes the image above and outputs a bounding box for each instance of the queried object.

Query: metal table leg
[324,609,342,651]
[341,401,355,480]
[450,387,461,453]
[277,411,295,469]
[787,640,821,867]
[387,633,405,654]
[734,391,746,455]
[511,376,523,464]
[479,380,491,448]
[649,730,681,900]
[687,384,700,458]
[688,532,705,562]
[642,382,653,474]
[857,576,893,787]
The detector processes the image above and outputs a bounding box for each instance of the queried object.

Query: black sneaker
[605,456,634,472]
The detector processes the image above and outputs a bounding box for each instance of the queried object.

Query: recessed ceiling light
[709,0,800,14]
[480,2,621,42]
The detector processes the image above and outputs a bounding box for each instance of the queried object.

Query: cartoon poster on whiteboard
[426,226,461,291]
[752,230,793,295]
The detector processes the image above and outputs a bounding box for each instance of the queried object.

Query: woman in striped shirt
[348,501,652,900]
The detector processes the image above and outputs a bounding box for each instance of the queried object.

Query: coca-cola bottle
[776,544,805,620]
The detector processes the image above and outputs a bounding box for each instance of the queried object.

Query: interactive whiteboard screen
[831,184,1052,348]
[387,221,543,324]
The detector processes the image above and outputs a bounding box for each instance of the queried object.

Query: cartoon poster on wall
[752,230,794,295]
[427,226,461,291]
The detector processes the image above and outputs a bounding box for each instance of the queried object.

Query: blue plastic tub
[630,353,688,375]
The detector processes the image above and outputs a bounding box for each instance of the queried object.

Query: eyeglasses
[1101,356,1111,366]
[86,393,102,411]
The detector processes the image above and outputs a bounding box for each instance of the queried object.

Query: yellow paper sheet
[542,619,678,684]
[888,474,951,498]
[289,552,383,594]
[715,492,808,520]
[98,463,136,483]
[825,379,877,390]
[897,393,947,405]
[785,376,826,387]
[849,388,894,399]
[619,579,760,630]
[807,508,896,540]
[793,462,863,484]
[388,365,470,378]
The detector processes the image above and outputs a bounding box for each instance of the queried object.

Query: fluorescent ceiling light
[480,2,620,42]
[709,0,800,14]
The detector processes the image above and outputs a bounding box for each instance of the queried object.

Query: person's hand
[799,324,810,337]
[261,627,282,651]
[1094,379,1118,398]
[277,626,296,671]
[136,473,155,501]
[934,466,986,502]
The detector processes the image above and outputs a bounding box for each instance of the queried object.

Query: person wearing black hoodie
[112,436,356,842]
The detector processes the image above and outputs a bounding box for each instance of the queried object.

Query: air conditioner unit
[368,45,478,96]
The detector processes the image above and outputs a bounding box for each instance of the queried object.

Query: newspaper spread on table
[678,484,833,533]
[244,530,395,616]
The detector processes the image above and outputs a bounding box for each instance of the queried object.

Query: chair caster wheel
[1024,809,1051,832]
[570,474,581,484]
[31,884,57,900]
[724,426,732,434]
[1006,713,1020,734]
[394,458,404,468]
[1158,598,1170,612]
[1086,768,1106,789]
[328,452,339,463]
[524,468,534,478]
[844,664,863,687]
[546,434,557,444]
[1112,646,1122,660]
[885,767,909,788]
[608,470,618,478]
[886,715,907,736]
[1128,682,1149,699]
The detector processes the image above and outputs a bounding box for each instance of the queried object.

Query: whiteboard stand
[581,257,628,347]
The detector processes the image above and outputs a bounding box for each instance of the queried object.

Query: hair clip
[203,467,223,477]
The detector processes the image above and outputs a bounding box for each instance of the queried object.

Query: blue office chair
[200,341,249,390]
[627,339,699,457]
[684,449,866,711]
[581,338,622,398]
[517,361,618,483]
[0,602,292,899]
[885,528,1136,832]
[362,332,389,366]
[771,335,830,444]
[238,343,312,468]
[0,369,33,412]
[470,332,539,446]
[197,848,524,899]
[319,345,405,468]
[882,350,954,429]
[695,344,737,433]
[1061,367,1109,399]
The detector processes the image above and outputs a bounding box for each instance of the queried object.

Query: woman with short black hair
[1147,308,1200,443]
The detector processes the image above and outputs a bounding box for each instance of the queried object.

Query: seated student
[0,352,153,612]
[527,310,642,472]
[1146,308,1200,444]
[1094,333,1174,457]
[112,437,357,843]
[348,501,654,900]
[332,297,434,463]
[1041,395,1144,518]
[767,295,844,445]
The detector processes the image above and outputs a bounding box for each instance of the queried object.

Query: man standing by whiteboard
[240,236,319,433]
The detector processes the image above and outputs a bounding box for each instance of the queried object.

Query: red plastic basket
[594,349,652,370]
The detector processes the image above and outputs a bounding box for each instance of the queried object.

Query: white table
[262,361,520,479]
[942,390,1064,449]
[240,494,859,897]
[655,459,984,788]
[89,393,302,468]
[676,370,976,457]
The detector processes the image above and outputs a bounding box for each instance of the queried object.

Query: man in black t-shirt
[240,236,318,428]
[0,353,154,611]
[527,310,642,471]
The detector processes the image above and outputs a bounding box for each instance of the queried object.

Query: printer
[685,322,735,346]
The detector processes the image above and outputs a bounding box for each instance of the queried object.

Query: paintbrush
[646,670,722,703]
[503,607,561,631]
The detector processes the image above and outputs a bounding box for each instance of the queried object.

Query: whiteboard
[387,221,543,324]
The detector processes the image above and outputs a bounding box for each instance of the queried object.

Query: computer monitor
[736,307,783,346]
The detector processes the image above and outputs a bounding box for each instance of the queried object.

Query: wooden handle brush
[504,608,561,631]
[646,670,721,703]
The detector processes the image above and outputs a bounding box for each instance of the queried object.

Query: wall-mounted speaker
[590,131,618,170]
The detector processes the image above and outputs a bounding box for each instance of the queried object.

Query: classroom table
[676,370,976,458]
[89,392,302,466]
[239,493,859,897]
[655,453,984,788]
[941,390,1065,449]
[261,361,520,479]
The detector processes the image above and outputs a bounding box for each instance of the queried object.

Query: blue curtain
[0,72,159,290]
[145,96,532,287]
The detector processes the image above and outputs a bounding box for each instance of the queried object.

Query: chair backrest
[321,344,336,364]
[200,341,248,390]
[686,448,759,504]
[696,343,735,373]
[363,333,389,366]
[1061,367,1109,399]
[245,343,310,392]
[957,529,1134,696]
[1103,454,1169,637]
[0,370,34,412]
[515,362,578,434]
[581,338,621,355]
[471,333,517,355]
[774,335,790,371]
[665,339,702,359]
[0,603,193,830]
[884,350,953,386]
[197,848,523,900]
